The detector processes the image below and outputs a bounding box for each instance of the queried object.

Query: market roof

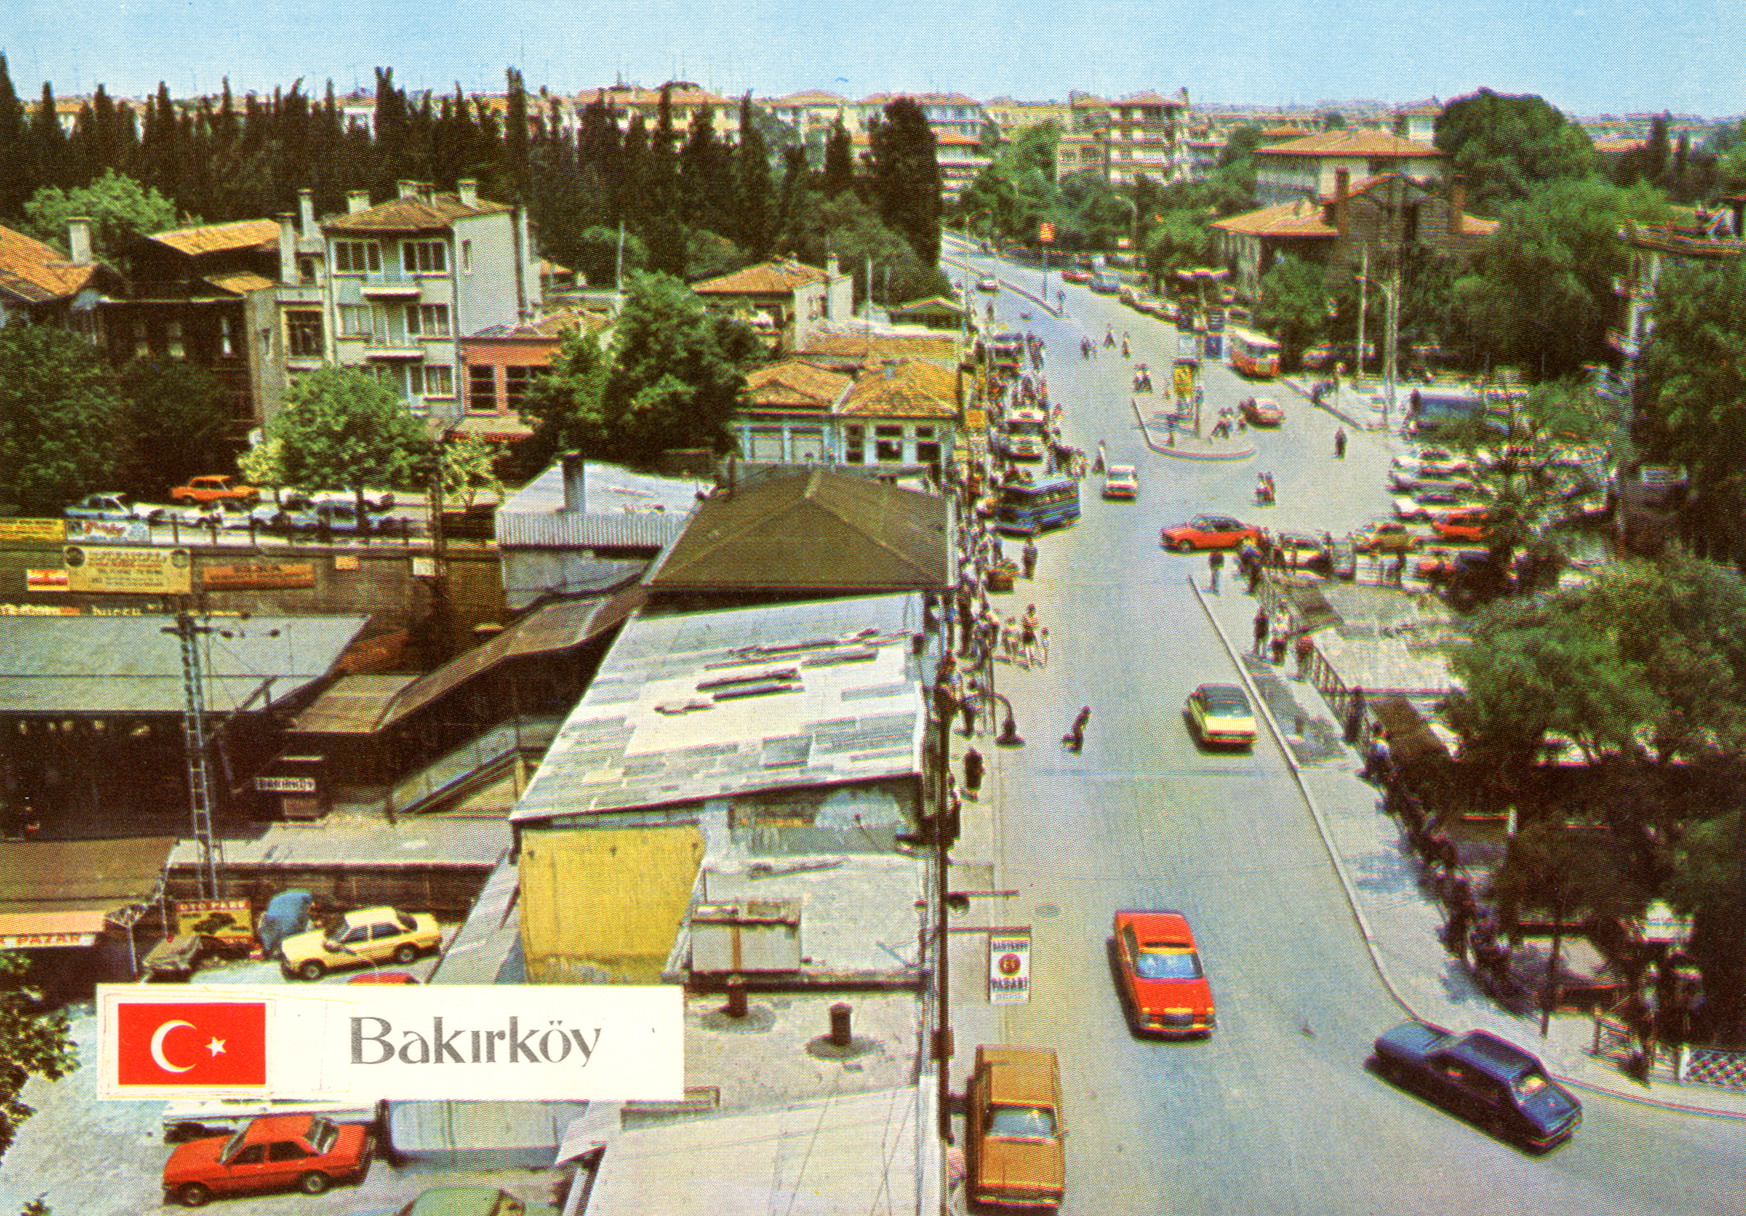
[323,192,514,234]
[0,223,96,304]
[150,218,280,256]
[289,591,644,735]
[1211,198,1339,239]
[692,259,828,296]
[509,593,926,825]
[0,836,176,937]
[839,360,959,419]
[0,613,369,716]
[644,469,952,593]
[1258,129,1445,158]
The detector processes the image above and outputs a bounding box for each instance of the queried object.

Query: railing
[387,716,563,818]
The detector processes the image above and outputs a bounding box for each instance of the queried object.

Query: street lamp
[1354,265,1400,430]
[985,690,1024,747]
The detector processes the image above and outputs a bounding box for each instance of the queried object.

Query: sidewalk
[1191,573,1746,1121]
[1131,395,1256,461]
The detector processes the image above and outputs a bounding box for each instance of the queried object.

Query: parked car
[1371,1020,1582,1150]
[1388,468,1484,495]
[977,275,999,293]
[1160,514,1263,552]
[1391,489,1487,523]
[280,906,442,980]
[1185,682,1257,749]
[1389,447,1473,479]
[1432,510,1490,543]
[1112,910,1215,1036]
[161,1113,373,1207]
[1059,268,1093,285]
[1239,396,1285,427]
[382,1186,560,1216]
[966,1045,1065,1210]
[64,492,162,524]
[1101,464,1140,500]
[252,498,393,536]
[171,475,258,507]
[1274,531,1332,572]
[1350,520,1421,555]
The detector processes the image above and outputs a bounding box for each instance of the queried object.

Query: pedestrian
[1363,730,1392,783]
[1034,626,1050,668]
[1252,608,1269,656]
[960,679,981,737]
[1334,426,1347,459]
[1344,684,1366,744]
[1021,539,1038,579]
[1208,549,1225,594]
[1270,633,1288,665]
[1389,553,1406,587]
[1063,705,1091,752]
[962,748,985,799]
[1294,633,1314,680]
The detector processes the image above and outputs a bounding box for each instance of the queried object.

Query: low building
[885,294,969,331]
[733,358,853,465]
[691,257,853,354]
[836,359,961,477]
[1254,129,1449,207]
[0,219,112,334]
[1610,202,1746,368]
[457,308,602,444]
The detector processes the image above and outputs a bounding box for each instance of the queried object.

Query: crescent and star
[148,1020,228,1072]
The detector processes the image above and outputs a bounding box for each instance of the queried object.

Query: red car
[1161,514,1263,552]
[1239,396,1285,427]
[1432,510,1490,543]
[162,1114,373,1207]
[1112,910,1216,1036]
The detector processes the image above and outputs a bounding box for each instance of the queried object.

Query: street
[941,241,1745,1214]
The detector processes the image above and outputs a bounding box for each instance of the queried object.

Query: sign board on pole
[1038,222,1055,244]
[987,928,1031,1005]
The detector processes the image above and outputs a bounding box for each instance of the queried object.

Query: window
[219,316,236,357]
[229,1145,265,1166]
[409,363,454,398]
[403,240,448,274]
[875,424,904,463]
[504,366,536,412]
[286,310,323,358]
[297,255,318,286]
[266,1142,309,1163]
[332,240,381,274]
[843,424,865,464]
[338,304,378,338]
[461,239,473,273]
[133,318,149,358]
[468,365,498,412]
[406,303,451,337]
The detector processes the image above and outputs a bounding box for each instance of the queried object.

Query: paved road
[944,241,1744,1215]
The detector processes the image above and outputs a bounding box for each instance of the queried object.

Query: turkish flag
[114,1000,268,1087]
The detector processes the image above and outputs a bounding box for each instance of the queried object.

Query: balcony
[359,274,424,298]
[364,340,425,360]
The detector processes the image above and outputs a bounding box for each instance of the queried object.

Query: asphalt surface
[942,240,1746,1215]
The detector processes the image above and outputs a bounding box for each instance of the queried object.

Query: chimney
[1447,174,1466,236]
[458,178,479,208]
[298,188,316,238]
[66,217,92,264]
[347,189,371,214]
[1333,168,1350,235]
[277,213,297,284]
[397,179,420,200]
[560,452,586,513]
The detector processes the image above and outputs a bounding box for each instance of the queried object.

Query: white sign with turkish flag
[987,927,1032,1006]
[98,985,684,1101]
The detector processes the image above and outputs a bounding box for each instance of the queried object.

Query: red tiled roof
[1259,130,1444,158]
[151,219,281,257]
[323,192,513,233]
[0,224,95,304]
[1211,199,1339,239]
[693,260,827,295]
[743,359,853,410]
[1116,89,1190,108]
[771,90,848,106]
[840,360,959,419]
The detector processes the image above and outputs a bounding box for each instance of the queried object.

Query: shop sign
[64,546,193,594]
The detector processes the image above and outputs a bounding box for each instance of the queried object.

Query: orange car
[162,1113,373,1207]
[1112,910,1216,1036]
[1160,514,1263,552]
[171,475,259,507]
[1432,510,1490,543]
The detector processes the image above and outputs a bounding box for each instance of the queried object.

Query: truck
[966,1045,1065,1209]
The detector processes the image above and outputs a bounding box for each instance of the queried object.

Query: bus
[1001,407,1048,462]
[994,476,1081,537]
[1227,327,1282,378]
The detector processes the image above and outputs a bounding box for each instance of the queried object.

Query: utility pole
[167,608,221,899]
[1355,246,1369,390]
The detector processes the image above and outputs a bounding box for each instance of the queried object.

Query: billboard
[97,984,684,1101]
[987,928,1032,1005]
[64,546,193,594]
[65,518,150,545]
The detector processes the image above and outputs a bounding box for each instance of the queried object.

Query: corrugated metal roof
[0,614,369,716]
[644,470,951,593]
[496,460,701,550]
[0,836,175,917]
[510,594,925,825]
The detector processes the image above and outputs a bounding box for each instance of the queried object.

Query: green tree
[0,951,78,1161]
[0,322,127,511]
[733,94,774,258]
[1254,255,1332,364]
[821,116,855,198]
[1434,90,1599,213]
[867,97,942,265]
[518,329,611,472]
[266,366,430,518]
[1632,255,1746,563]
[1489,820,1644,1035]
[116,359,237,498]
[438,433,505,508]
[21,170,181,270]
[0,54,32,218]
[1451,178,1667,378]
[1667,809,1746,1044]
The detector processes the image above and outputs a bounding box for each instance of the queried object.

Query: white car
[1392,489,1488,523]
[977,276,999,293]
[1102,464,1140,499]
[1389,447,1474,479]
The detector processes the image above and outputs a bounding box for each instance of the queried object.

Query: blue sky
[9,0,1745,117]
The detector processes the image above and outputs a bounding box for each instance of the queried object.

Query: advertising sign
[173,899,255,943]
[64,546,192,594]
[1037,221,1055,244]
[97,984,685,1101]
[1173,364,1197,400]
[0,518,66,544]
[26,569,69,592]
[987,928,1032,1005]
[66,518,150,545]
[202,561,316,591]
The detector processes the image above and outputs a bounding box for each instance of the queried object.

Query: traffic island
[1132,397,1256,462]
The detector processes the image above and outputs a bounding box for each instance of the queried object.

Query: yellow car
[1185,683,1257,749]
[280,906,442,981]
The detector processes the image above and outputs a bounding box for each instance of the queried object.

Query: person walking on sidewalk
[1208,549,1225,594]
[962,747,985,799]
[1021,539,1038,579]
[1334,426,1347,459]
[1063,705,1091,752]
[1252,608,1269,656]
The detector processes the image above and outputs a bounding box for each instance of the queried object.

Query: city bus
[1227,327,1282,378]
[1001,407,1049,463]
[994,476,1081,537]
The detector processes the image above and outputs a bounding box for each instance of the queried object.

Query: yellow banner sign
[64,546,193,594]
[0,518,66,544]
[202,562,316,591]
[175,899,255,941]
[1173,365,1196,399]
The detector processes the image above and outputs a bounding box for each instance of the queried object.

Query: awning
[0,909,109,949]
[0,836,176,946]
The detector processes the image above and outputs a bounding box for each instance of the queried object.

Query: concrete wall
[167,859,496,919]
[520,823,706,983]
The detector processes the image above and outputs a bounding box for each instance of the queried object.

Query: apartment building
[1054,90,1193,186]
[1253,129,1447,206]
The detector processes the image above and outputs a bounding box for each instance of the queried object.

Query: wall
[454,212,525,334]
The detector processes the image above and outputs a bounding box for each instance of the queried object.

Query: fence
[1590,1011,1746,1091]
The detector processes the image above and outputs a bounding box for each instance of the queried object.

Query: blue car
[1372,1020,1581,1150]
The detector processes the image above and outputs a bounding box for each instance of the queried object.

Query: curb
[940,255,1063,319]
[1132,397,1255,462]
